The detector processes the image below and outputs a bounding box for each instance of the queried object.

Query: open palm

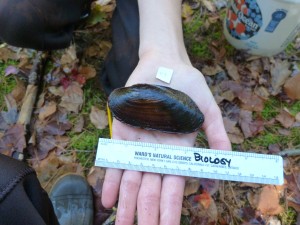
[101,54,231,225]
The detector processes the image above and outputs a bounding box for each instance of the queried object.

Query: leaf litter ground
[0,0,300,224]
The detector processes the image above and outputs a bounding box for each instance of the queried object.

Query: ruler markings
[95,138,283,185]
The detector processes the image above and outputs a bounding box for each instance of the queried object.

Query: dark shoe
[49,174,93,225]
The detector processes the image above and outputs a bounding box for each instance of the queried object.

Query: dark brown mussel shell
[108,84,204,133]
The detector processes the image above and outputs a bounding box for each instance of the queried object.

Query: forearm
[137,0,191,65]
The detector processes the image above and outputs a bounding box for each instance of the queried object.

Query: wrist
[137,0,191,65]
[138,50,191,69]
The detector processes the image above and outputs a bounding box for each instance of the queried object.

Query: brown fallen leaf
[202,64,224,76]
[268,143,281,154]
[194,190,211,209]
[276,108,295,128]
[55,136,70,154]
[90,106,108,129]
[0,124,26,156]
[254,86,270,100]
[284,73,300,100]
[48,86,64,97]
[201,0,216,12]
[193,190,218,222]
[221,90,235,102]
[239,92,265,112]
[60,44,77,65]
[246,59,263,80]
[79,65,97,80]
[0,47,17,62]
[38,101,57,121]
[11,79,26,103]
[31,151,83,192]
[4,93,17,110]
[98,41,112,57]
[184,178,200,196]
[223,117,244,144]
[37,135,57,159]
[73,115,85,133]
[225,59,240,81]
[239,110,264,138]
[256,185,283,215]
[270,59,292,95]
[59,82,84,113]
[87,166,106,188]
[285,169,300,212]
[199,178,219,195]
[84,45,101,58]
[221,81,264,111]
[43,120,72,136]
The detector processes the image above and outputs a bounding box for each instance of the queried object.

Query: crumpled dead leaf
[270,59,292,95]
[31,151,83,192]
[194,190,211,209]
[223,117,244,144]
[48,86,64,97]
[239,110,264,138]
[73,115,85,133]
[36,135,57,159]
[221,81,264,112]
[184,178,200,196]
[59,82,84,113]
[225,59,240,81]
[38,101,57,121]
[60,45,77,65]
[275,108,295,128]
[199,178,219,195]
[284,73,300,100]
[43,120,72,136]
[11,79,26,103]
[0,47,17,62]
[90,106,108,129]
[256,185,283,215]
[246,59,263,80]
[201,0,216,12]
[5,93,17,110]
[202,64,224,76]
[0,124,26,156]
[79,65,97,80]
[193,190,218,223]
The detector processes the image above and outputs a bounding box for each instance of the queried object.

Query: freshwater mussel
[108,84,204,133]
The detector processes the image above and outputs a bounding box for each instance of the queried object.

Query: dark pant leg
[0,0,91,50]
[0,154,59,225]
[100,0,140,95]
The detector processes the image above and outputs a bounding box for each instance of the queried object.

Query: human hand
[101,53,231,225]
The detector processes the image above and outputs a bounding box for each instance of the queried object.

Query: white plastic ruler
[95,138,284,185]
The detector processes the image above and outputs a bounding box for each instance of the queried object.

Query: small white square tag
[156,67,173,84]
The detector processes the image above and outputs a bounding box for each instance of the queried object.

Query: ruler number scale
[95,138,284,185]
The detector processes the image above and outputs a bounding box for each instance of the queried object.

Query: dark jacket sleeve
[0,0,88,50]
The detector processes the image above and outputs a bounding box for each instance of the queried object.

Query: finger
[137,173,162,225]
[102,168,123,208]
[202,102,232,150]
[160,175,185,225]
[116,170,142,225]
